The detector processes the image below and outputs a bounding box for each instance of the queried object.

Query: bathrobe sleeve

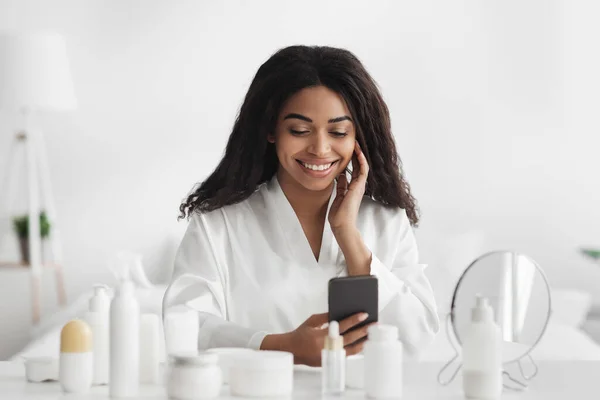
[367,208,440,355]
[165,211,268,351]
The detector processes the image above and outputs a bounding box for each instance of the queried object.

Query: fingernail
[359,313,368,322]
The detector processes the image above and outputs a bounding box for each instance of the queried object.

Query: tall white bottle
[109,278,140,398]
[462,295,503,400]
[84,284,110,385]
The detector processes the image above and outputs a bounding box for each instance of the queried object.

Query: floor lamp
[0,32,76,324]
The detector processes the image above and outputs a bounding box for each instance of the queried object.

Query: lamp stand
[0,112,67,324]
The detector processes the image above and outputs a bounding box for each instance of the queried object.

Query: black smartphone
[328,275,378,333]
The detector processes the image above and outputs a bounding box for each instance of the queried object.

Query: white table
[0,360,597,399]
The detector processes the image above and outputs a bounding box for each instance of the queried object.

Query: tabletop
[0,360,598,399]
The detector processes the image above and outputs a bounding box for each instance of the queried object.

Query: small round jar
[167,352,222,400]
[229,350,293,397]
[205,347,255,384]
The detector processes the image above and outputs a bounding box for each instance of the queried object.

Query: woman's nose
[308,132,331,156]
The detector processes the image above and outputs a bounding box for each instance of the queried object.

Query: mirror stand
[436,314,538,391]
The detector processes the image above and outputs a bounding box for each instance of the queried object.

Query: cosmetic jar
[166,352,222,400]
[24,356,59,382]
[205,347,255,384]
[229,350,293,397]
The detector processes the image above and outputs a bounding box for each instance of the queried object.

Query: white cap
[171,351,219,366]
[367,324,399,341]
[230,350,293,371]
[89,284,110,312]
[324,321,343,350]
[472,294,494,322]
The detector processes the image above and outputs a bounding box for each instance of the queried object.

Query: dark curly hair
[179,45,420,226]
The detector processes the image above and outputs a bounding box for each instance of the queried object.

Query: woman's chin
[296,175,337,192]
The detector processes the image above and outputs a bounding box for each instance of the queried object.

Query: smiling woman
[168,45,439,367]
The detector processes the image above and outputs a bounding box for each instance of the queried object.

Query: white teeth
[301,162,333,171]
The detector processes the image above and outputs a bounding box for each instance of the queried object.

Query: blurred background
[0,0,599,360]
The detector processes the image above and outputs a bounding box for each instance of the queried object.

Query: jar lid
[23,356,57,365]
[231,350,293,371]
[367,324,399,341]
[171,351,219,366]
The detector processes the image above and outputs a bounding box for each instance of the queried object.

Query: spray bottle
[109,266,140,397]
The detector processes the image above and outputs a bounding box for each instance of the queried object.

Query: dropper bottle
[321,321,345,396]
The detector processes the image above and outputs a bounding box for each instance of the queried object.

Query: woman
[167,45,439,367]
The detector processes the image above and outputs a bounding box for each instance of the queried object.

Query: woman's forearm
[333,227,372,276]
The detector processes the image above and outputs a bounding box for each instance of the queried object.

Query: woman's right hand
[261,312,374,367]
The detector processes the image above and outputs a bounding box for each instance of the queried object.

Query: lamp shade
[0,31,77,111]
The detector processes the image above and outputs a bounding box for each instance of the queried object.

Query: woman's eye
[331,131,348,137]
[290,129,309,135]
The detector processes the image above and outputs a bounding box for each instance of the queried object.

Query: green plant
[581,247,600,261]
[12,211,51,239]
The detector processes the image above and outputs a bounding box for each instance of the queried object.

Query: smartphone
[328,275,378,333]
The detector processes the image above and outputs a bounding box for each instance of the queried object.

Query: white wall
[1,0,599,359]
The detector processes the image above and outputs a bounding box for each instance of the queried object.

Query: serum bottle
[321,321,345,396]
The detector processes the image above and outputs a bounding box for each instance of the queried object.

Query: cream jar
[205,347,255,384]
[167,352,222,400]
[24,356,59,382]
[229,350,293,398]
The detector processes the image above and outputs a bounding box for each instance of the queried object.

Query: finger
[345,340,366,356]
[342,323,372,346]
[338,312,369,334]
[305,312,329,327]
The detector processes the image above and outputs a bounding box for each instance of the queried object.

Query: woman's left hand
[328,141,369,233]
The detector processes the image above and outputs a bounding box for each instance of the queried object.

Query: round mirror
[450,251,552,363]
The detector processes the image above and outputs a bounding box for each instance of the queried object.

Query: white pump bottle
[462,295,503,399]
[84,284,110,385]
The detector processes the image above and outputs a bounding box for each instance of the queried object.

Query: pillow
[417,229,487,316]
[550,288,592,328]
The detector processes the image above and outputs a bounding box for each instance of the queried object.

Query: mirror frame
[449,250,553,363]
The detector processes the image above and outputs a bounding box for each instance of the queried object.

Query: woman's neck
[277,170,332,218]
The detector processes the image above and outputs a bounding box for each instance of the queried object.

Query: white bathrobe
[166,175,439,355]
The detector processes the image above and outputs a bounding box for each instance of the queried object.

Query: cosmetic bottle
[59,319,93,393]
[109,276,140,397]
[84,284,110,385]
[364,324,403,399]
[462,295,502,400]
[321,320,345,396]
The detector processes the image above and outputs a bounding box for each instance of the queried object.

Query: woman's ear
[267,134,275,144]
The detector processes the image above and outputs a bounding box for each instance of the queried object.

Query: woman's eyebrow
[283,113,353,123]
[284,113,312,122]
[328,116,353,123]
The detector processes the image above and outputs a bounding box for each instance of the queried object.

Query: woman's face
[271,85,356,192]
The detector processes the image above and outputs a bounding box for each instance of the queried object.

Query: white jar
[205,347,255,384]
[167,352,222,400]
[364,324,403,399]
[229,350,293,397]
